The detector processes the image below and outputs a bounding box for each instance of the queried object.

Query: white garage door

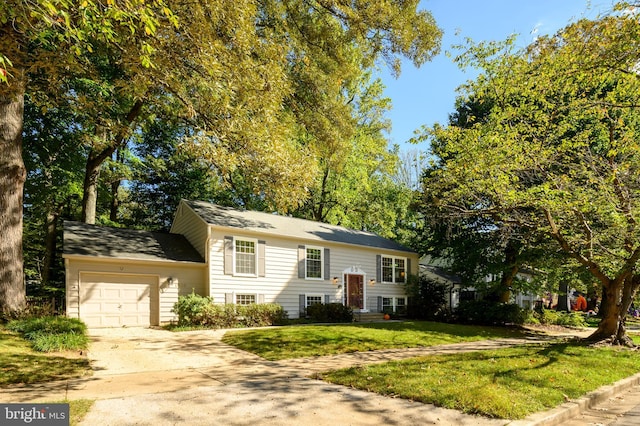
[79,273,157,328]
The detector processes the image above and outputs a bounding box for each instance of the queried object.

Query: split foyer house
[64,200,418,327]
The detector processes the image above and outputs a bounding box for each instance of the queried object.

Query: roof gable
[63,221,204,263]
[182,200,415,253]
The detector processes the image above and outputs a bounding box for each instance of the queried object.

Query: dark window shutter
[299,294,306,315]
[298,245,306,278]
[324,294,330,304]
[407,258,412,276]
[225,293,234,304]
[377,296,383,313]
[224,237,234,275]
[376,255,382,282]
[258,240,266,277]
[324,248,330,280]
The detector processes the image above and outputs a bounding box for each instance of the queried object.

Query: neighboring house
[419,256,540,310]
[64,200,418,327]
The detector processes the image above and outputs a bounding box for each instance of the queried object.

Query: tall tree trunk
[109,149,124,222]
[81,153,103,224]
[81,101,143,224]
[556,280,570,312]
[42,209,59,285]
[110,178,120,222]
[0,88,27,316]
[498,241,519,303]
[588,276,627,343]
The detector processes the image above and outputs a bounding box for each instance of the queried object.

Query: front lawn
[1,325,94,425]
[221,320,530,360]
[321,343,640,419]
[0,327,91,385]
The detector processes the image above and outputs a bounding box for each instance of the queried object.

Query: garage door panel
[79,273,157,328]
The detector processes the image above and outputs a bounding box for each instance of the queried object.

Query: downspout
[205,227,212,298]
[64,258,71,318]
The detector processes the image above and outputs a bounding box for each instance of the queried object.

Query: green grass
[69,399,94,426]
[222,320,529,360]
[6,316,89,352]
[321,343,640,420]
[0,328,91,385]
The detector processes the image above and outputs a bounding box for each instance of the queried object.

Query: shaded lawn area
[0,328,91,386]
[221,320,530,360]
[321,343,640,420]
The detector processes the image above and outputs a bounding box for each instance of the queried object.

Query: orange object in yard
[573,294,587,311]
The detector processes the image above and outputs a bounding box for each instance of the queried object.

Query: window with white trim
[394,258,406,283]
[306,294,323,307]
[382,255,407,283]
[382,297,393,313]
[236,294,256,305]
[235,238,257,276]
[306,246,323,279]
[383,297,407,313]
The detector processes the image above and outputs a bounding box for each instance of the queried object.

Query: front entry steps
[353,312,385,322]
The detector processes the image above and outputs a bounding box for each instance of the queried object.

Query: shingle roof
[63,221,204,263]
[184,200,415,253]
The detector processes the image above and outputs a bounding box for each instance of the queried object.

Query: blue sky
[380,0,612,149]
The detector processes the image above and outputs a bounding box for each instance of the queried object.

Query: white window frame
[381,255,407,284]
[305,245,324,280]
[382,297,393,312]
[395,297,406,312]
[236,293,257,305]
[233,237,258,277]
[305,294,324,308]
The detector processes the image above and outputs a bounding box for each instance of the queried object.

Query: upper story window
[224,236,265,277]
[381,255,406,284]
[306,247,323,279]
[235,238,257,276]
[298,245,330,281]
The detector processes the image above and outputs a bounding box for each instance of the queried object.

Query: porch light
[369,279,375,286]
[332,277,339,285]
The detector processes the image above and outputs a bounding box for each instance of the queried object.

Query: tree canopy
[3,0,442,315]
[421,3,640,343]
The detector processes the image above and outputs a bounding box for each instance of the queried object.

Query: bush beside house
[306,303,353,323]
[172,293,288,328]
[454,300,527,326]
[406,276,450,321]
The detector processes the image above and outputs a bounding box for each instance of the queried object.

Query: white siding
[65,257,206,325]
[170,201,209,258]
[207,228,418,318]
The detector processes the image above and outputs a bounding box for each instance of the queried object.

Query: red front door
[346,274,364,309]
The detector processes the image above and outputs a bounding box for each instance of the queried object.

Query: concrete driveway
[78,327,509,426]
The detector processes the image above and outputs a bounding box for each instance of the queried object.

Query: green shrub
[529,309,587,327]
[172,294,287,328]
[406,275,449,321]
[238,303,288,327]
[172,293,213,326]
[6,316,89,352]
[455,300,526,325]
[306,303,353,323]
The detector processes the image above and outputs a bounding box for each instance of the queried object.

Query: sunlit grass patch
[321,343,640,419]
[222,321,529,360]
[0,328,91,385]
